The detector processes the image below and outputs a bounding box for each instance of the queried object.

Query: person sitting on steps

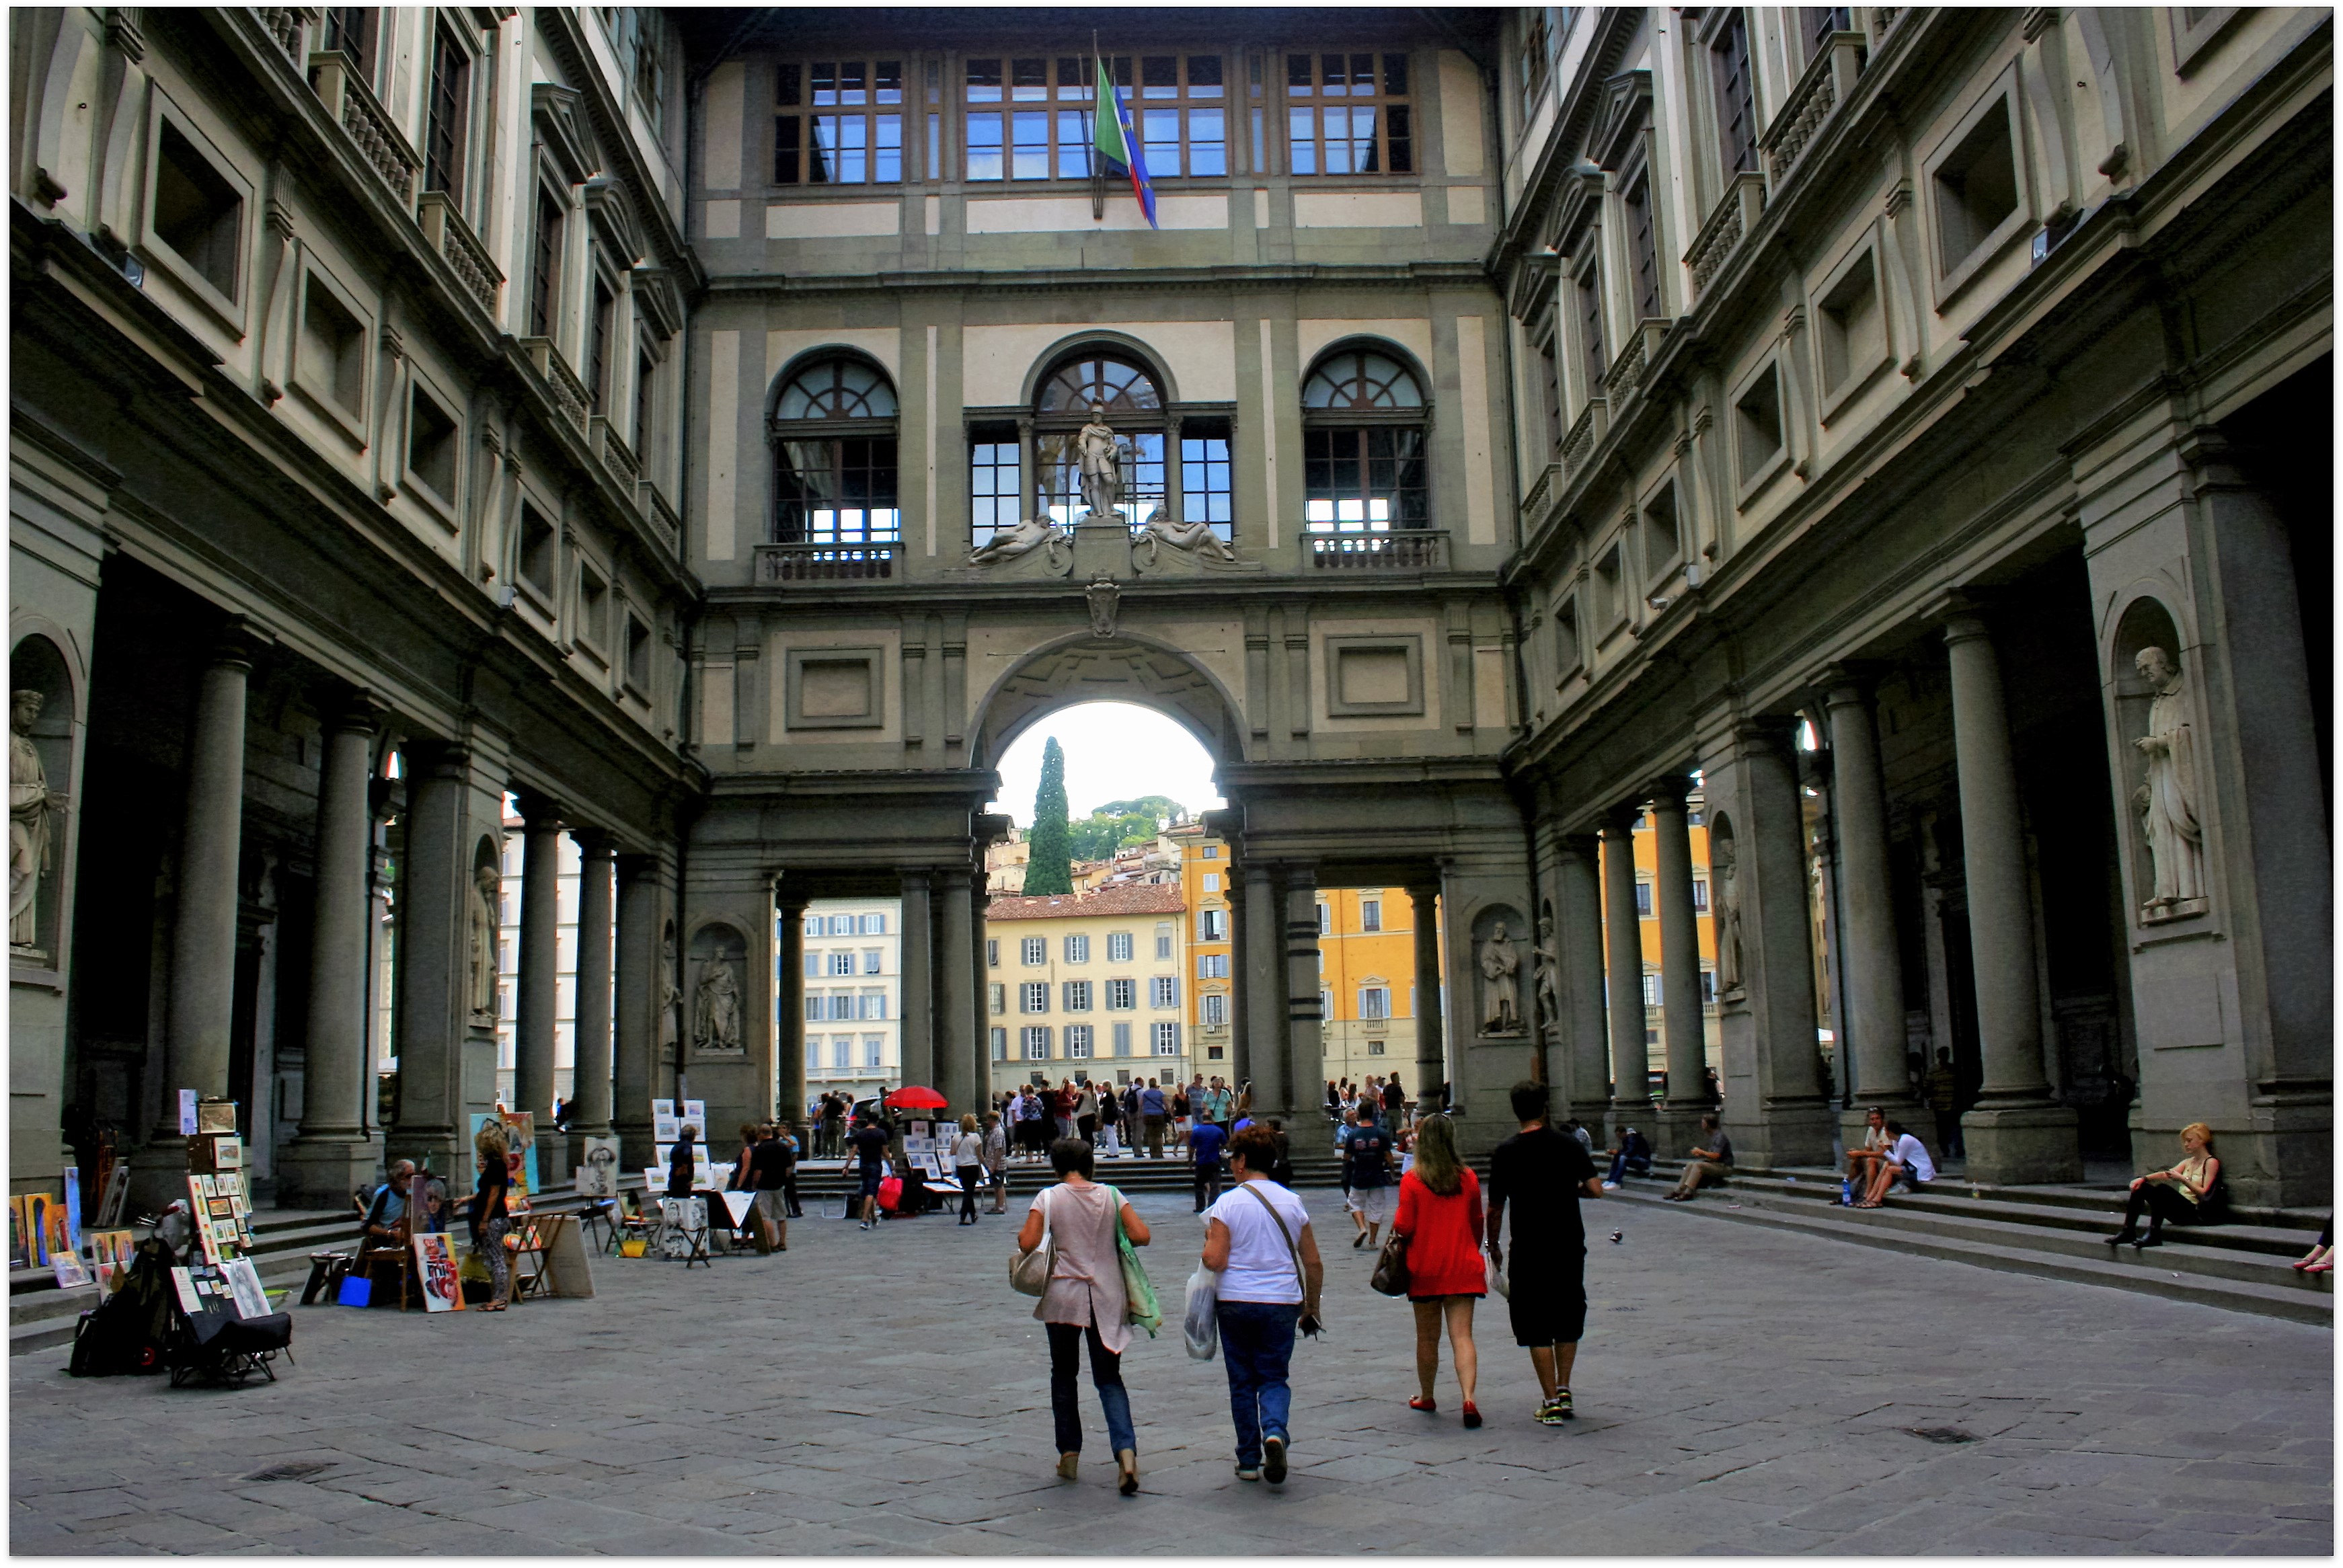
[1600,1126,1652,1190]
[1660,1117,1732,1202]
[2107,1123,2223,1251]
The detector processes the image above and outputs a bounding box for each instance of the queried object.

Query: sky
[989,702,1224,828]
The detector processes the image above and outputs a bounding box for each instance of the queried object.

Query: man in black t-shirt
[1486,1080,1603,1425]
[747,1126,792,1253]
[849,1118,890,1230]
[1343,1107,1397,1247]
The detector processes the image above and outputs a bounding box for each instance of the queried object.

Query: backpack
[70,1235,178,1377]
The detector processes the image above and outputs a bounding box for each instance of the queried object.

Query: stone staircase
[1615,1159,2331,1325]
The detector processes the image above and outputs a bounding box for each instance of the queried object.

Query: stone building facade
[11,7,2329,1210]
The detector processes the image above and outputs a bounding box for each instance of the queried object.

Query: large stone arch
[968,631,1246,773]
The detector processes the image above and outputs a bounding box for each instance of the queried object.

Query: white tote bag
[1182,1265,1220,1360]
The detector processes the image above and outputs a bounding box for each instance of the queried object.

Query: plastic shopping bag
[1485,1253,1510,1300]
[1182,1265,1220,1361]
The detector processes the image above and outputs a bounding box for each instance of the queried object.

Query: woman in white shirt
[951,1115,986,1226]
[1201,1125,1325,1486]
[1855,1120,1937,1208]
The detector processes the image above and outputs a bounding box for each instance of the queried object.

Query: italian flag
[1092,58,1159,229]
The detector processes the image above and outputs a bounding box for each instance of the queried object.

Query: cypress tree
[1024,736,1074,895]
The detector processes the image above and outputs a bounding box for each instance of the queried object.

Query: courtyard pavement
[9,1184,2331,1555]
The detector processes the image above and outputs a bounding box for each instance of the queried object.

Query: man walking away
[850,1115,890,1230]
[748,1124,791,1253]
[1486,1081,1602,1423]
[1662,1115,1733,1201]
[1140,1079,1168,1158]
[1344,1104,1397,1248]
[1191,1115,1228,1212]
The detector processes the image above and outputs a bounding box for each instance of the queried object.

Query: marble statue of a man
[1532,915,1562,1035]
[9,689,53,949]
[695,957,743,1053]
[2133,645,2204,910]
[1076,402,1123,517]
[1480,921,1523,1033]
[469,863,500,1020]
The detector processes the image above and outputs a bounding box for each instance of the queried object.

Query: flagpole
[1090,31,1106,221]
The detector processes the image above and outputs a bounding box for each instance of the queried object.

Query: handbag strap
[1238,1181,1308,1301]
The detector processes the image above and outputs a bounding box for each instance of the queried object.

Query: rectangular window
[1319,988,1334,1019]
[830,993,857,1021]
[964,56,1126,181]
[862,912,887,934]
[1152,1021,1182,1055]
[1285,51,1412,173]
[829,914,855,935]
[424,26,469,205]
[1063,980,1093,1012]
[319,7,379,80]
[1641,972,1662,1007]
[1108,931,1134,962]
[1021,982,1050,1014]
[1154,926,1173,960]
[1151,976,1180,1009]
[1317,903,1331,935]
[1202,845,1219,859]
[775,60,905,184]
[991,1026,1008,1060]
[1710,10,1757,182]
[1112,1021,1132,1056]
[1022,937,1046,966]
[633,343,658,469]
[1635,881,1654,918]
[803,951,822,979]
[970,422,1023,546]
[859,990,886,1020]
[863,949,883,974]
[804,914,822,937]
[1135,54,1227,176]
[1066,1023,1094,1059]
[529,187,562,340]
[1064,934,1090,964]
[1202,873,1221,892]
[864,1033,884,1068]
[1625,177,1660,319]
[832,1036,851,1070]
[1107,978,1137,1011]
[1701,970,1718,1005]
[987,938,1001,967]
[1023,1025,1052,1060]
[989,982,1006,1015]
[829,951,855,977]
[1202,992,1228,1026]
[1692,878,1710,912]
[1577,258,1607,392]
[804,994,822,1022]
[1542,337,1562,450]
[1360,898,1382,932]
[1359,986,1390,1020]
[1198,953,1229,979]
[1198,909,1227,942]
[1301,428,1428,532]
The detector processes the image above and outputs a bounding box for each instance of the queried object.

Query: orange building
[1597,791,1723,1085]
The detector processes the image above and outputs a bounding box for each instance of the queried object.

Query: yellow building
[1171,826,1237,1072]
[1598,791,1723,1088]
[983,884,1190,1095]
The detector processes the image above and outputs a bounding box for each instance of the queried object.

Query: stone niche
[687,923,750,1057]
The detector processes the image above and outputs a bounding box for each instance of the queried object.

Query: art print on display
[652,1099,679,1142]
[221,1256,270,1319]
[88,1230,137,1290]
[500,1111,537,1198]
[576,1136,621,1198]
[19,1194,52,1267]
[411,1233,463,1312]
[52,1249,89,1288]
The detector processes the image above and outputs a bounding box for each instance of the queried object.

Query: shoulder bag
[1239,1183,1323,1337]
[1105,1186,1161,1335]
[1369,1228,1411,1298]
[1009,1187,1054,1296]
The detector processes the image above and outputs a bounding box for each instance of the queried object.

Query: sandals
[1408,1395,1437,1413]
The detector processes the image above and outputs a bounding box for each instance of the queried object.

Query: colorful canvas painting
[88,1230,137,1290]
[651,1099,679,1142]
[411,1232,463,1312]
[501,1110,537,1199]
[19,1194,53,1269]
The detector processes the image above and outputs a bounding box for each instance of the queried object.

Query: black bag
[69,1236,178,1378]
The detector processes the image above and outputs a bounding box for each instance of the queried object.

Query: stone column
[776,890,809,1132]
[1243,859,1289,1115]
[1283,867,1323,1123]
[935,866,975,1117]
[1944,611,2080,1181]
[1823,677,1923,1135]
[970,878,992,1109]
[387,743,468,1177]
[568,830,616,1142]
[513,796,563,1126]
[1555,836,1610,1125]
[1726,724,1837,1167]
[612,853,659,1168]
[1648,779,1710,1157]
[139,628,255,1204]
[277,696,383,1206]
[1408,883,1445,1116]
[1600,806,1647,1148]
[1227,885,1251,1093]
[898,867,935,1093]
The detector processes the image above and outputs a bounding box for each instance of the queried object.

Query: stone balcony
[754,541,903,584]
[1305,530,1449,571]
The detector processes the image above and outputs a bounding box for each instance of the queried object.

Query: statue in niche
[467,863,502,1021]
[2132,646,2204,913]
[694,955,743,1055]
[658,925,682,1054]
[1713,834,1744,996]
[1136,502,1240,565]
[968,514,1070,570]
[1532,915,1562,1035]
[9,689,55,949]
[1075,401,1125,518]
[1478,921,1524,1034]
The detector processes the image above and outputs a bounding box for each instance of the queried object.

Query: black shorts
[858,1169,884,1199]
[1506,1261,1588,1347]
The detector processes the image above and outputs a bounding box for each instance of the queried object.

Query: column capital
[1600,801,1643,835]
[514,791,566,829]
[1558,831,1601,856]
[1726,715,1800,759]
[208,614,270,671]
[322,686,389,735]
[898,865,935,887]
[1646,773,1695,807]
[1404,881,1441,904]
[935,862,973,890]
[775,886,812,915]
[1924,588,1999,641]
[572,826,619,858]
[1810,661,1884,704]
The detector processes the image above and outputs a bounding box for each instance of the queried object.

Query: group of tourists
[1010,1079,1603,1492]
[1323,1073,1412,1127]
[993,1075,1252,1163]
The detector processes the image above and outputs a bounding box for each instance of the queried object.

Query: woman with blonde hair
[2107,1122,2222,1250]
[952,1113,986,1226]
[471,1120,513,1311]
[1391,1113,1487,1425]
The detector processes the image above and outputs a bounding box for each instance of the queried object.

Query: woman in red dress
[1391,1113,1488,1427]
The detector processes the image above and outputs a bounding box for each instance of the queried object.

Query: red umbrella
[884,1086,948,1109]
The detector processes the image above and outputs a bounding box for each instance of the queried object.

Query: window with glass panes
[775,60,905,184]
[587,278,615,414]
[633,340,656,462]
[1625,178,1660,319]
[1063,980,1092,1011]
[1064,934,1089,963]
[1519,9,1551,120]
[1023,1026,1052,1059]
[424,26,469,204]
[1301,350,1428,531]
[969,422,1022,546]
[1803,6,1852,63]
[1107,978,1137,1009]
[1710,11,1757,182]
[1180,418,1233,540]
[1576,258,1607,392]
[1108,931,1134,962]
[1135,55,1228,175]
[1021,982,1049,1013]
[1036,355,1164,528]
[964,56,1120,182]
[1022,937,1046,965]
[1066,1024,1093,1058]
[528,186,562,339]
[1151,1022,1181,1054]
[1286,52,1412,173]
[769,358,899,544]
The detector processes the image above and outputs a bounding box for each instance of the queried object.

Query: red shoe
[1408,1395,1437,1413]
[1461,1402,1484,1429]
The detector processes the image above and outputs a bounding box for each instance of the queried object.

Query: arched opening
[1301,341,1430,533]
[767,352,900,545]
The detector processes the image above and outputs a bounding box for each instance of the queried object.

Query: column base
[1725,1100,1837,1169]
[1605,1099,1653,1153]
[1648,1101,1717,1161]
[1960,1104,2083,1185]
[2133,1095,2332,1210]
[615,1120,658,1174]
[128,1138,200,1215]
[531,1130,572,1193]
[1838,1100,1925,1155]
[274,1133,384,1212]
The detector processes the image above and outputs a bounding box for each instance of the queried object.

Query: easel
[507,1215,549,1300]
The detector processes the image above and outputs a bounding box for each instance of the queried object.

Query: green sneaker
[1535,1398,1566,1426]
[1555,1388,1575,1419]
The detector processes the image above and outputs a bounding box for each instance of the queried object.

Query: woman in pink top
[1016,1136,1153,1494]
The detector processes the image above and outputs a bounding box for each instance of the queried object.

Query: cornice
[699,260,1495,299]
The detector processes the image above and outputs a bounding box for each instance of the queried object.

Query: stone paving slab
[9,1187,2330,1553]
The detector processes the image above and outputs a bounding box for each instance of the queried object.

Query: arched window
[1037,353,1165,529]
[1301,347,1428,531]
[769,356,899,544]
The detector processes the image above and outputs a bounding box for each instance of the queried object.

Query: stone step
[1609,1187,2333,1326]
[1645,1157,2328,1230]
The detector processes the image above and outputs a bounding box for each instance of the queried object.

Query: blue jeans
[1046,1322,1135,1456]
[1217,1300,1300,1466]
[1606,1151,1650,1184]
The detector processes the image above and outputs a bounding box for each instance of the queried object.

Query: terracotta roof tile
[985,883,1188,920]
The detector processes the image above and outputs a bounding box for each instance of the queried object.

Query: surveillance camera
[1646,594,1673,611]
